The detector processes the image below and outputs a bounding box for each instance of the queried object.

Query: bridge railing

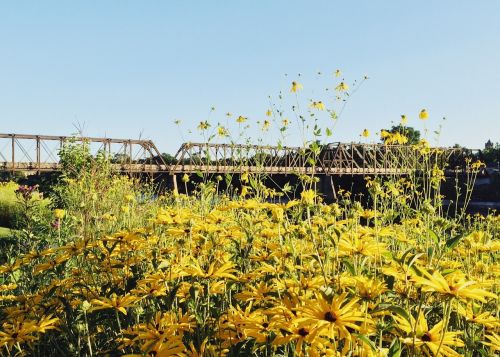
[0,133,477,175]
[169,142,470,175]
[0,134,168,173]
[169,142,313,174]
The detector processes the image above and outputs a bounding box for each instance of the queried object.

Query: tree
[381,125,421,145]
[478,141,500,168]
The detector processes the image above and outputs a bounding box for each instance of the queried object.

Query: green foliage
[0,226,12,239]
[52,140,162,244]
[0,182,22,228]
[58,138,111,179]
[478,141,500,167]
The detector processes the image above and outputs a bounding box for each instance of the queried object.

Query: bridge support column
[320,175,337,202]
[172,174,178,193]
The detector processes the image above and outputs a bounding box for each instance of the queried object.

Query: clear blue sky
[1,1,499,153]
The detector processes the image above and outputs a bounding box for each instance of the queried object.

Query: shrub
[0,181,22,228]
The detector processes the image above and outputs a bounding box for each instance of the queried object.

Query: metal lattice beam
[0,133,474,175]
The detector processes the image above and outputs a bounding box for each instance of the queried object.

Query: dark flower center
[262,322,269,329]
[421,332,432,342]
[324,311,337,322]
[298,328,309,337]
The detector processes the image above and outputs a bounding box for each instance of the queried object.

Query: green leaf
[446,234,464,249]
[383,305,413,326]
[342,259,355,275]
[398,248,414,264]
[407,253,424,270]
[383,274,395,290]
[427,228,439,244]
[353,334,376,352]
[326,127,332,137]
[388,338,402,357]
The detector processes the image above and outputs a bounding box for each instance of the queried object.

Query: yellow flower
[125,194,135,202]
[361,129,370,138]
[297,292,372,340]
[310,101,325,110]
[419,109,429,120]
[471,160,485,170]
[400,114,408,125]
[271,207,284,222]
[282,118,290,126]
[90,294,141,315]
[240,185,250,197]
[266,109,272,117]
[383,131,408,145]
[183,260,238,280]
[353,276,387,300]
[262,120,271,131]
[301,189,316,205]
[334,69,341,77]
[456,303,500,329]
[395,313,464,357]
[335,82,349,91]
[54,209,66,219]
[411,269,497,302]
[217,126,229,137]
[483,332,500,352]
[197,121,210,130]
[291,81,303,93]
[236,115,247,123]
[380,130,391,139]
[182,174,190,183]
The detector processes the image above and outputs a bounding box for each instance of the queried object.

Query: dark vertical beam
[36,136,41,173]
[128,140,132,165]
[11,135,15,171]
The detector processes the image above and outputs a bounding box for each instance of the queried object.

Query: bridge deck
[0,162,409,175]
[0,133,474,176]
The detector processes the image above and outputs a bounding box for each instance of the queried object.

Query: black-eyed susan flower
[335,82,349,91]
[90,293,141,315]
[236,115,247,123]
[411,269,497,302]
[309,101,325,110]
[297,293,372,341]
[291,81,303,93]
[394,313,464,357]
[217,126,229,137]
[197,120,210,130]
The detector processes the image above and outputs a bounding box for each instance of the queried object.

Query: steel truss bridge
[0,133,471,176]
